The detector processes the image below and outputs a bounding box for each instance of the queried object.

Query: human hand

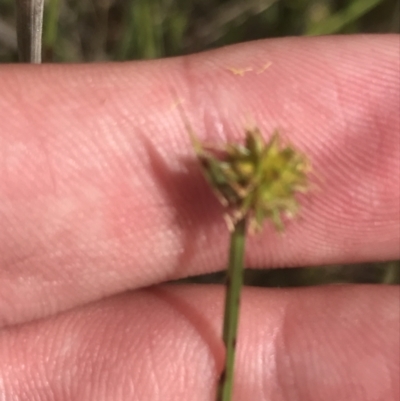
[0,35,399,400]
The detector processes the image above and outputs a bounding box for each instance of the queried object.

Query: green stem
[217,217,247,401]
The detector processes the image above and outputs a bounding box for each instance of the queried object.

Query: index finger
[0,34,399,327]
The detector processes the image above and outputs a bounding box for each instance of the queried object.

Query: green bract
[192,128,310,231]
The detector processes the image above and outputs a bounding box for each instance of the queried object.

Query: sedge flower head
[192,128,310,232]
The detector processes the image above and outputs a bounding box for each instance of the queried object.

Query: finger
[1,35,399,327]
[0,284,398,401]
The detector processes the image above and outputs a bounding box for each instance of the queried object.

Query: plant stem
[15,0,44,63]
[217,217,247,401]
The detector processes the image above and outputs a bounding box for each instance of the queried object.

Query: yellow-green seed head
[193,128,310,232]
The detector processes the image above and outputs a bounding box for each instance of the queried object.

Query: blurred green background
[1,0,399,62]
[0,0,398,285]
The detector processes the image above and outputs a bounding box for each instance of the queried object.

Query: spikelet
[192,128,310,232]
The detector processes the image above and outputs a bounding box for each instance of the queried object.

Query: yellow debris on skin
[226,67,253,76]
[226,61,272,76]
[256,61,272,74]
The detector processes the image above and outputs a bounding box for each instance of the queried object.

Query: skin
[0,35,399,400]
